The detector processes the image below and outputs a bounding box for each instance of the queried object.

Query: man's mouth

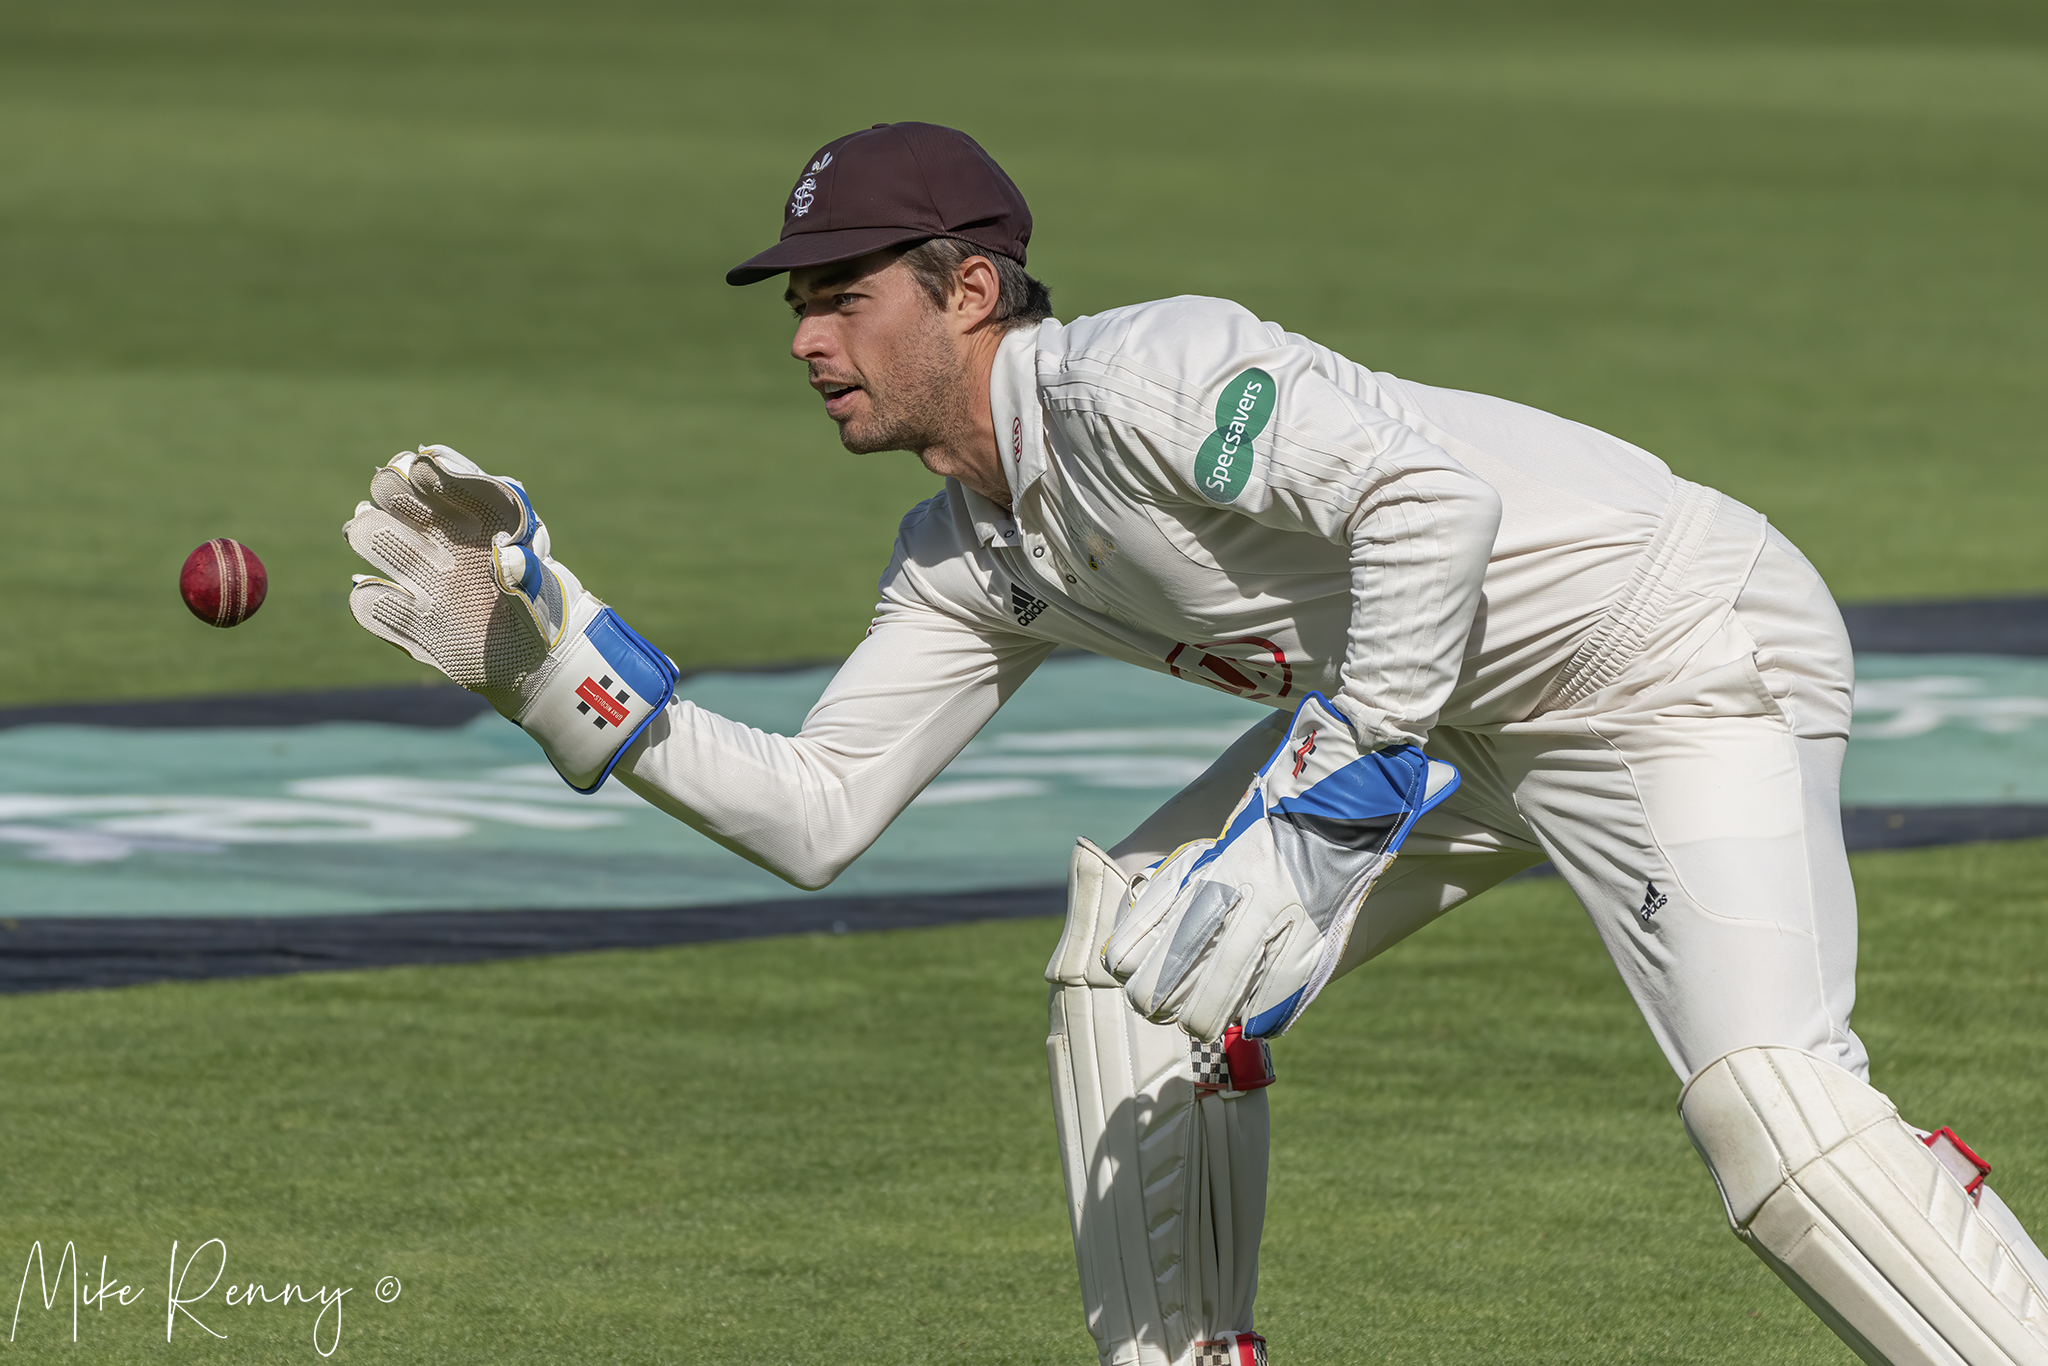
[816,380,863,419]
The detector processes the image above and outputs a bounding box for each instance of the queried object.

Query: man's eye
[834,294,859,308]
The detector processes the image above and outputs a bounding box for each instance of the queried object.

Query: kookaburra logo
[790,152,833,218]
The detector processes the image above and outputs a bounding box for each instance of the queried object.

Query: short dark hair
[897,236,1053,330]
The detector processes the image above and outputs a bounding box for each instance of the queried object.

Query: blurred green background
[2,0,2042,706]
[3,6,2046,1364]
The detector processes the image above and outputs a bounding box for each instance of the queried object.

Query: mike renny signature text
[11,1239,403,1357]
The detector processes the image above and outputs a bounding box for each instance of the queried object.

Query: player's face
[787,252,962,455]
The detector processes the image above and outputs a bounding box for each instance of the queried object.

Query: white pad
[1047,839,1269,1366]
[1681,1046,2048,1365]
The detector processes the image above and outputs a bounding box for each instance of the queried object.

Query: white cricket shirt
[622,295,1765,888]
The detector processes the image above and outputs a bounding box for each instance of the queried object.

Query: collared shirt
[623,295,1751,889]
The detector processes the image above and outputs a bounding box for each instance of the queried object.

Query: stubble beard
[833,310,964,458]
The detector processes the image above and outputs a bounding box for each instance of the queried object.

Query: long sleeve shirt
[622,295,1720,888]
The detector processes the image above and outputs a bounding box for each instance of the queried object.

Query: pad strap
[1193,1026,1276,1095]
[1926,1127,1992,1203]
[1192,1332,1268,1365]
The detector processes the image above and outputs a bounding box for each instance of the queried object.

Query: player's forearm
[616,698,952,890]
[617,618,1046,890]
[1334,462,1502,748]
[615,701,852,889]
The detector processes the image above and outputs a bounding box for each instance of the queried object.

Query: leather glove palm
[344,445,676,792]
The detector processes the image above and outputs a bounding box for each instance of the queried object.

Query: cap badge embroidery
[789,152,833,218]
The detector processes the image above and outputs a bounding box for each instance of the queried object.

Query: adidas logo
[1638,881,1669,925]
[1010,583,1049,626]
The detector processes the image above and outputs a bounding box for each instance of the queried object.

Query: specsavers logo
[1194,368,1273,504]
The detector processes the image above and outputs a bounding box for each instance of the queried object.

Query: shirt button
[1065,574,1077,583]
[1032,546,1045,558]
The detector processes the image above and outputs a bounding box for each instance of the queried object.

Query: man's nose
[791,313,833,363]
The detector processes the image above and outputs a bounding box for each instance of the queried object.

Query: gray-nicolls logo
[1637,881,1669,925]
[790,152,832,218]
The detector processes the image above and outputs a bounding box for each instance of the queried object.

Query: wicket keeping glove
[1102,692,1460,1042]
[344,445,677,793]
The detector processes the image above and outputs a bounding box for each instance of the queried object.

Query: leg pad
[1682,1046,2048,1365]
[1049,839,1270,1365]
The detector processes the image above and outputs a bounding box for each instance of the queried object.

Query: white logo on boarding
[790,152,833,218]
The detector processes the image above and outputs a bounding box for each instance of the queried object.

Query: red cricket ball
[180,538,268,628]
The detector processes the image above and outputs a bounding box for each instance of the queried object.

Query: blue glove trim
[560,608,680,795]
[1272,743,1428,823]
[494,483,559,621]
[1190,790,1264,878]
[505,480,540,539]
[1245,988,1306,1039]
[1213,692,1467,1040]
[516,551,546,599]
[1219,788,1269,846]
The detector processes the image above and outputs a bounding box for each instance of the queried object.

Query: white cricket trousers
[1111,505,1864,1084]
[1329,515,1864,1082]
[1055,503,1870,1365]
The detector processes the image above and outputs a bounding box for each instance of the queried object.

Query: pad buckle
[1924,1126,1991,1203]
[1192,1025,1276,1095]
[1192,1331,1268,1365]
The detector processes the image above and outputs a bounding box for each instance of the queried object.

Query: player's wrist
[514,598,679,794]
[1326,691,1425,752]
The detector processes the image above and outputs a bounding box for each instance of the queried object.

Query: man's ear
[952,255,1001,332]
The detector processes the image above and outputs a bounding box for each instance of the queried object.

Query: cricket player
[344,122,2048,1365]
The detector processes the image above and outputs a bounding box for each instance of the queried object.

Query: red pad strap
[1193,1026,1276,1094]
[1924,1126,1991,1202]
[1192,1332,1268,1365]
[1223,1024,1275,1090]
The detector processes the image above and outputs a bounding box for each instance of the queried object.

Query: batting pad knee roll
[1046,836,1127,988]
[1681,1046,2048,1366]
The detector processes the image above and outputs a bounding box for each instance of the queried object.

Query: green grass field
[3,2,2046,1362]
[4,843,2046,1363]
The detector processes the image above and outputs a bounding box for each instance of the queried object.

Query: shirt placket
[1015,495,1095,606]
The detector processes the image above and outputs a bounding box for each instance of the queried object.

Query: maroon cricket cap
[725,122,1031,286]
